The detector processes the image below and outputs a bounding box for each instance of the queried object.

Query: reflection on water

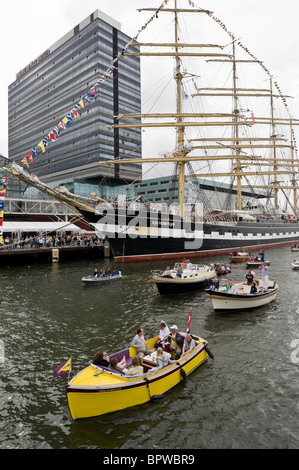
[1,247,299,449]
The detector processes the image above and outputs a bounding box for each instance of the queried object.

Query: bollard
[104,242,110,258]
[52,248,59,262]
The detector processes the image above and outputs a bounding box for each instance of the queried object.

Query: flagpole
[67,357,72,383]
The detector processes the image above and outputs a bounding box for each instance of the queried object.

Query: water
[1,246,299,450]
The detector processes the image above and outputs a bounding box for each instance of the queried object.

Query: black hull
[79,208,299,261]
[154,278,211,295]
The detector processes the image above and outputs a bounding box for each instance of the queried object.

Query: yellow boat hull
[66,336,209,419]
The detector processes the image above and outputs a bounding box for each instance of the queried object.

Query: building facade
[8,10,142,187]
[133,176,268,212]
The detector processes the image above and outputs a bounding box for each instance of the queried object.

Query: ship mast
[269,77,279,210]
[174,0,186,217]
[101,0,299,217]
[232,40,242,211]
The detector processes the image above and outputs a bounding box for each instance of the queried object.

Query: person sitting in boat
[109,356,128,375]
[181,334,196,358]
[99,268,107,278]
[153,347,176,372]
[186,260,192,270]
[92,350,109,367]
[131,327,149,364]
[182,259,187,269]
[113,268,120,275]
[93,268,99,278]
[220,264,226,274]
[250,281,258,294]
[125,356,144,376]
[209,277,219,291]
[166,325,184,359]
[106,268,111,276]
[244,270,254,285]
[176,264,183,278]
[225,279,236,294]
[163,266,172,277]
[155,321,170,348]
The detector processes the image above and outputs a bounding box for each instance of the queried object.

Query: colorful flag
[0,177,7,245]
[26,152,33,163]
[186,308,192,334]
[71,108,79,118]
[62,116,72,127]
[48,132,57,142]
[78,99,85,109]
[83,94,91,103]
[54,357,72,376]
[38,141,45,153]
[58,121,66,130]
[21,156,30,167]
[53,126,60,137]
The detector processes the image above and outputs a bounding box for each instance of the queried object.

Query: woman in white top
[158,321,170,341]
[228,279,237,294]
[155,321,170,348]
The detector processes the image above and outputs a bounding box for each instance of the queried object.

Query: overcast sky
[1,0,298,171]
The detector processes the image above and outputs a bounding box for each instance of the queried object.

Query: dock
[0,243,109,265]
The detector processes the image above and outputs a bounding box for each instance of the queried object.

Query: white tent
[2,221,81,233]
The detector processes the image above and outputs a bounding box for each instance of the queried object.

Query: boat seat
[109,348,133,369]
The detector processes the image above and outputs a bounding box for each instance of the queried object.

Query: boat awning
[2,221,81,233]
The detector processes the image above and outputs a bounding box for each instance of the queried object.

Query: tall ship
[6,0,299,262]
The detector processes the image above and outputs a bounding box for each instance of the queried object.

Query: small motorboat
[229,251,250,263]
[205,279,279,314]
[291,246,299,252]
[152,263,215,294]
[82,272,122,284]
[66,333,211,419]
[212,263,231,275]
[246,260,270,268]
[292,259,299,269]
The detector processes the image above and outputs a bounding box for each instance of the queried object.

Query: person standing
[259,262,269,290]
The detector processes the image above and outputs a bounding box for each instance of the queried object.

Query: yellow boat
[230,251,250,262]
[66,334,211,419]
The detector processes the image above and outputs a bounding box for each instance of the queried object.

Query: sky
[1,0,299,180]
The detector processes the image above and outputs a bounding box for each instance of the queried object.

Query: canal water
[0,245,299,450]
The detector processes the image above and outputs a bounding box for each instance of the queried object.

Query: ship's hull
[79,208,299,262]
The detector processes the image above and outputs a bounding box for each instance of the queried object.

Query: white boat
[152,263,215,295]
[291,247,299,252]
[82,272,122,284]
[205,279,279,314]
[246,260,270,268]
[292,260,299,269]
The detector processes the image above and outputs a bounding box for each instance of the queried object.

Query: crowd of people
[0,233,102,250]
[92,322,197,377]
[208,262,269,294]
[93,267,120,278]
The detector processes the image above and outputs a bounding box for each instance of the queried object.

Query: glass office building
[8,10,142,190]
